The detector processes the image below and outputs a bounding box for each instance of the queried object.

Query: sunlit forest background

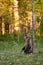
[0,0,43,65]
[0,0,43,41]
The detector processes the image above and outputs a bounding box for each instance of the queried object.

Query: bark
[32,0,34,53]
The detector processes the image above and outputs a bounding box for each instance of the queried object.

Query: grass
[0,41,43,65]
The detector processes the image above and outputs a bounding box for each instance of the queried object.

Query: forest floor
[0,41,43,65]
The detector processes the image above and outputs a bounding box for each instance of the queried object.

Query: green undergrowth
[0,41,43,65]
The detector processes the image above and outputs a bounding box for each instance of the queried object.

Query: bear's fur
[21,35,32,54]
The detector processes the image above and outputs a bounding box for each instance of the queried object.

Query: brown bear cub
[21,34,32,54]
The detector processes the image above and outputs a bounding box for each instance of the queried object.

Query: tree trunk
[32,0,34,53]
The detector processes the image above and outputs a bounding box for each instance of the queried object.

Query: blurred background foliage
[0,0,43,42]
